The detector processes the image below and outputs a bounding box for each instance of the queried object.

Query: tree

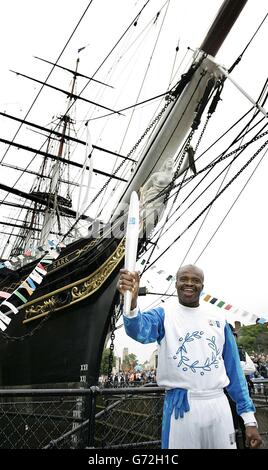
[122,353,138,372]
[238,323,268,354]
[99,348,115,375]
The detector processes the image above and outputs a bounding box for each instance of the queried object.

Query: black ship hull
[0,235,125,387]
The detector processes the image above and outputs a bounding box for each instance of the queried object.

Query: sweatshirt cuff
[123,306,139,318]
[240,411,257,426]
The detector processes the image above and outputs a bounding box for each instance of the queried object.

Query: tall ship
[0,0,267,388]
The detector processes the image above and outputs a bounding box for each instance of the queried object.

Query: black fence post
[87,386,98,448]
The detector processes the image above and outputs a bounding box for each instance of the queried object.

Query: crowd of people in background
[250,353,268,379]
[98,369,157,387]
[97,351,268,390]
[97,351,268,388]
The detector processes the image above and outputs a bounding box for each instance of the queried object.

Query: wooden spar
[1,162,79,187]
[0,182,89,220]
[0,220,61,236]
[0,137,127,182]
[1,200,45,212]
[0,112,133,161]
[0,231,29,239]
[10,70,122,115]
[112,0,248,218]
[200,0,248,56]
[0,200,80,218]
[33,56,114,88]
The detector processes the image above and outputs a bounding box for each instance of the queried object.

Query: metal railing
[0,383,267,449]
[0,386,164,449]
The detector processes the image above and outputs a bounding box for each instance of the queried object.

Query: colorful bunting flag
[136,262,268,324]
[203,294,211,302]
[0,247,60,332]
[224,304,232,311]
[0,291,11,299]
[202,292,268,324]
[0,239,61,272]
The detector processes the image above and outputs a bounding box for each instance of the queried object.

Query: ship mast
[39,58,80,246]
[7,59,82,256]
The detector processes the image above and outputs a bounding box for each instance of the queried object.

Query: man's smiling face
[176,265,204,307]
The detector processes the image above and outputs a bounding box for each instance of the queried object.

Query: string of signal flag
[139,260,268,325]
[0,241,60,332]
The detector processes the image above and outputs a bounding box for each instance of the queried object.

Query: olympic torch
[124,191,140,315]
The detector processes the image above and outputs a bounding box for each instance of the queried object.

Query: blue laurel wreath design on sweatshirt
[174,331,221,374]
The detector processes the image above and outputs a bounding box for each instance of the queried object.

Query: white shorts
[168,389,236,449]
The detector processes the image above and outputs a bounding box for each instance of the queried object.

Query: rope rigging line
[65,77,268,232]
[150,107,268,225]
[118,0,171,156]
[94,46,199,213]
[0,0,151,226]
[180,108,261,267]
[194,145,268,264]
[140,79,224,211]
[165,81,267,202]
[186,83,268,264]
[139,78,222,275]
[2,7,267,326]
[87,90,172,121]
[192,78,268,167]
[61,94,175,242]
[59,0,152,122]
[142,135,268,273]
[23,65,260,264]
[81,0,173,127]
[145,119,268,256]
[152,80,267,238]
[149,121,268,246]
[2,38,206,256]
[80,6,156,127]
[174,116,268,190]
[0,0,95,168]
[168,38,180,89]
[228,10,268,74]
[94,1,172,220]
[0,1,97,251]
[65,53,206,241]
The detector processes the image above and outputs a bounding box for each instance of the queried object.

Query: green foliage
[99,348,115,375]
[122,353,138,371]
[237,323,268,353]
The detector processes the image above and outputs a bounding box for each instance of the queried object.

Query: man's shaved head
[176,264,204,282]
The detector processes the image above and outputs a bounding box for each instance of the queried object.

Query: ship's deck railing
[0,383,267,449]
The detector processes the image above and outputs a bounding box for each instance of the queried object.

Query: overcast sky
[1,0,268,363]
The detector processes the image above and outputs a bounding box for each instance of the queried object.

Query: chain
[193,138,268,227]
[177,127,268,188]
[194,115,210,154]
[89,96,174,207]
[127,96,173,160]
[107,302,121,384]
[0,311,52,342]
[147,97,213,206]
[163,129,195,204]
[146,137,268,269]
[191,136,268,224]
